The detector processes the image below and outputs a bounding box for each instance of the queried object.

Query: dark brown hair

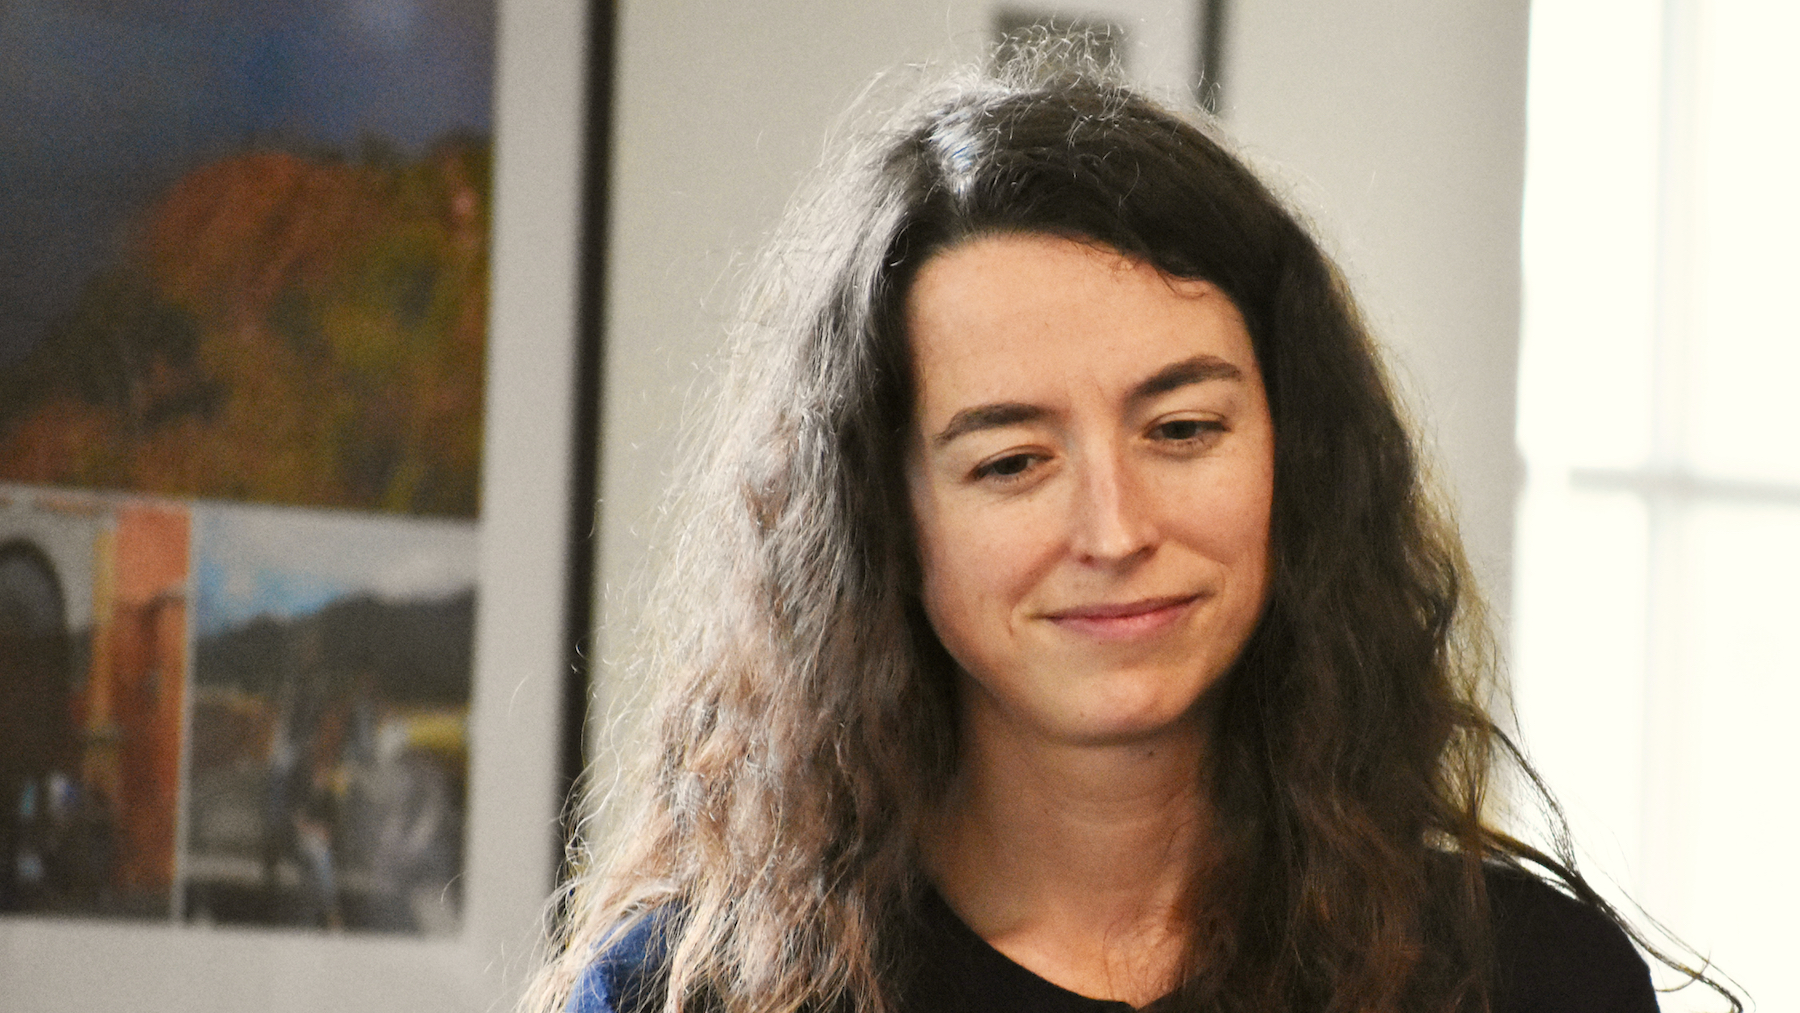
[525,59,1736,1013]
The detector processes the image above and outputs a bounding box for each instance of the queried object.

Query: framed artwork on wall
[0,0,605,1008]
[985,0,1226,110]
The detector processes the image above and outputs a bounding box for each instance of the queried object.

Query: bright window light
[1514,2,1799,1010]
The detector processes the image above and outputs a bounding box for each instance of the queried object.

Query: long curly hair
[524,59,1732,1013]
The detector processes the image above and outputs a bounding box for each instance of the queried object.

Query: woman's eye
[1153,418,1220,442]
[975,453,1036,480]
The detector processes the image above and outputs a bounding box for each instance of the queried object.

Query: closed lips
[1042,596,1202,639]
[1046,595,1199,621]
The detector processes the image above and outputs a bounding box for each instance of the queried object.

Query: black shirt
[901,869,1658,1013]
[571,868,1659,1013]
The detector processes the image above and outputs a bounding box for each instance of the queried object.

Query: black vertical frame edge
[1197,0,1230,114]
[558,0,616,876]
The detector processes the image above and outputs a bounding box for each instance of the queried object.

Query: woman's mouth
[1044,595,1200,640]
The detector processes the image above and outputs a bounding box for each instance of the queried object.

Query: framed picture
[0,0,602,1008]
[987,0,1223,108]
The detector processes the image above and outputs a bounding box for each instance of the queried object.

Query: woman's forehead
[904,233,1257,420]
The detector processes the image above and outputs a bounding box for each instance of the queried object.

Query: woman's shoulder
[1483,864,1659,1013]
[567,911,674,1013]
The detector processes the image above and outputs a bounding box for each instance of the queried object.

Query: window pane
[1656,500,1800,1013]
[1516,0,1661,469]
[1686,1,1800,486]
[1510,486,1648,885]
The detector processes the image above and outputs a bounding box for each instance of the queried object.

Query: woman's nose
[1068,448,1155,564]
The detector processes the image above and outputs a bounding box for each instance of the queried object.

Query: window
[1514,1,1798,1009]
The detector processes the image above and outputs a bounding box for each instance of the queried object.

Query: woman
[528,60,1735,1013]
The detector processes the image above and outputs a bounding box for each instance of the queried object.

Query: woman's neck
[925,697,1212,1006]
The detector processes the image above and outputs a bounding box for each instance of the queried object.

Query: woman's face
[905,233,1274,748]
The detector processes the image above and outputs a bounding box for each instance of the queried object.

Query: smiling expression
[906,233,1275,748]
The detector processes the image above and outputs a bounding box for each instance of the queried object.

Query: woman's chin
[1034,695,1212,751]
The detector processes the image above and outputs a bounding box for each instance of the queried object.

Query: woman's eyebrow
[1127,354,1244,407]
[931,402,1047,448]
[931,356,1244,448]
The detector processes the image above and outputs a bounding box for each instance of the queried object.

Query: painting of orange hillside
[0,143,488,517]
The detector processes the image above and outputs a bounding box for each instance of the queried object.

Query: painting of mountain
[0,0,494,518]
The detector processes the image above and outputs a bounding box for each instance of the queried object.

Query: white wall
[597,1,982,680]
[1224,1,1531,626]
[595,0,1531,685]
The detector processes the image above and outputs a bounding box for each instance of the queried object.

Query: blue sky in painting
[0,0,497,366]
[192,504,477,638]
